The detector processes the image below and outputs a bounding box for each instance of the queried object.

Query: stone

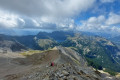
[62,70,69,76]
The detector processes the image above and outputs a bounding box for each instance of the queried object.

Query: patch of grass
[86,58,103,70]
[20,47,58,56]
[104,69,118,76]
[71,57,81,66]
[20,50,43,56]
[68,47,78,51]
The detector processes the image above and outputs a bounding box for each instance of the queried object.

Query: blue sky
[0,0,120,35]
[75,0,120,23]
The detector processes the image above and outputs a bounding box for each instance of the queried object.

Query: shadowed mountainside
[0,34,27,53]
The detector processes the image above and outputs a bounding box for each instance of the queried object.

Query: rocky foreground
[0,46,120,80]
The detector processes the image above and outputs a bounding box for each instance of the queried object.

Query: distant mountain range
[0,31,120,72]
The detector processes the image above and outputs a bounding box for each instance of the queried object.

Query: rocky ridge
[1,47,119,80]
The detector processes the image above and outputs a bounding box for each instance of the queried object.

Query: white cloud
[87,15,105,24]
[0,10,76,30]
[0,0,95,30]
[32,19,40,27]
[111,26,120,32]
[79,15,106,31]
[79,13,120,33]
[0,10,24,28]
[106,13,120,25]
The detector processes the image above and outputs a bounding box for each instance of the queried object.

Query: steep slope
[14,34,58,50]
[61,33,120,72]
[5,31,74,50]
[35,39,57,50]
[110,35,120,46]
[1,47,119,80]
[1,31,120,73]
[14,35,39,50]
[36,31,74,42]
[0,34,27,53]
[31,31,74,50]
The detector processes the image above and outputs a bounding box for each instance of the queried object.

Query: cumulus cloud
[79,12,120,33]
[79,15,106,31]
[106,13,120,25]
[0,10,76,30]
[0,0,95,30]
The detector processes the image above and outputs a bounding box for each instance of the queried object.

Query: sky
[0,0,120,35]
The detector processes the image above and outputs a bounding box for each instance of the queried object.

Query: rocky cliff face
[1,47,119,80]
